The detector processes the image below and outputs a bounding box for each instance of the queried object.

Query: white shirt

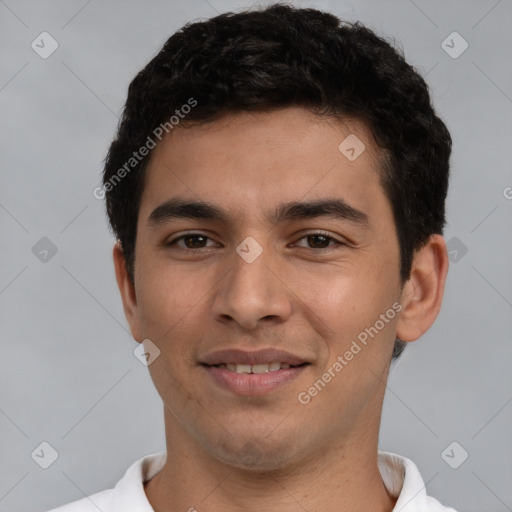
[45,450,457,511]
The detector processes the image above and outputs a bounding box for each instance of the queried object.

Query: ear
[396,234,449,342]
[113,241,143,342]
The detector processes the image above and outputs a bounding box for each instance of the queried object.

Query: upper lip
[200,348,309,366]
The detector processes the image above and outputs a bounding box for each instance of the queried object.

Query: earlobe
[395,234,449,343]
[112,241,143,342]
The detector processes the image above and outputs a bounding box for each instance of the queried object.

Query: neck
[144,408,396,512]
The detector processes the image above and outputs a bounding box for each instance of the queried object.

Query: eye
[166,233,218,250]
[293,232,344,250]
[165,231,345,251]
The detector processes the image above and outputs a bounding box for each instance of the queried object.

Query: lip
[202,364,309,396]
[200,348,308,366]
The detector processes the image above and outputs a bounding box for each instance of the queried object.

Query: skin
[113,107,449,512]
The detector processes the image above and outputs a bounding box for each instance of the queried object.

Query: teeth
[216,362,296,373]
[235,364,252,374]
[251,363,269,374]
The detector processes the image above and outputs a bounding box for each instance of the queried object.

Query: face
[117,107,410,470]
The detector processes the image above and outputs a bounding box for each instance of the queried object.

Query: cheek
[135,257,206,340]
[306,262,400,352]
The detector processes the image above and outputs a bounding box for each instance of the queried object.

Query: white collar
[107,450,456,511]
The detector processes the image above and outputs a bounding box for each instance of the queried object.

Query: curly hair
[102,3,452,361]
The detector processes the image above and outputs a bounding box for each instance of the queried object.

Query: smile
[209,362,304,374]
[202,362,309,396]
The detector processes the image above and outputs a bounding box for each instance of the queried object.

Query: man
[49,4,456,511]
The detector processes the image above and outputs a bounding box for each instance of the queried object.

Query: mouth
[199,349,311,396]
[200,347,309,367]
[204,362,308,374]
[202,363,309,396]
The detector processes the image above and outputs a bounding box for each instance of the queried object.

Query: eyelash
[165,231,345,251]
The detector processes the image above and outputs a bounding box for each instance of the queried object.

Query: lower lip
[202,364,308,396]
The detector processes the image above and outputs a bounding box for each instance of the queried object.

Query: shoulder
[378,451,458,512]
[42,451,166,512]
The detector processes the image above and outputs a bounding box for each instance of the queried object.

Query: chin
[211,436,300,473]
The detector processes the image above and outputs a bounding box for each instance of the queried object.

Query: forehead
[138,107,389,229]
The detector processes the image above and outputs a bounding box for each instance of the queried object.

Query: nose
[211,241,293,330]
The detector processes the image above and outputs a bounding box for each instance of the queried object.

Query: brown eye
[167,233,216,250]
[294,232,344,250]
[306,234,330,248]
[182,235,208,248]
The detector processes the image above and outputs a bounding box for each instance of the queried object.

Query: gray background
[1,0,511,511]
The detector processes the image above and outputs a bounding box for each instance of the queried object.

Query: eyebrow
[147,197,370,230]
